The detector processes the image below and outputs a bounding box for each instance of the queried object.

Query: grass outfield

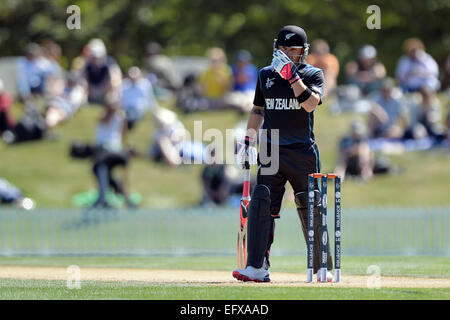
[0,256,449,299]
[1,279,448,300]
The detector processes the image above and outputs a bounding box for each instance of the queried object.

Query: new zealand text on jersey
[265,98,302,110]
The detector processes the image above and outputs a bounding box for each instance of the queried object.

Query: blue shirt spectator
[368,78,409,138]
[17,43,61,100]
[231,50,258,92]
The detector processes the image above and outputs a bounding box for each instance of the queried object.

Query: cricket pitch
[0,266,448,288]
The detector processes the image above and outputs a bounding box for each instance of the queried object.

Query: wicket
[307,173,342,283]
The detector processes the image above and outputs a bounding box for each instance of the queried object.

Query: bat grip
[242,158,251,198]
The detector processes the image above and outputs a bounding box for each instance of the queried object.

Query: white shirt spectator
[121,78,157,121]
[96,113,124,153]
[395,50,440,92]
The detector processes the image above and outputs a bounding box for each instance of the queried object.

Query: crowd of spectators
[323,38,448,181]
[176,48,257,114]
[0,35,448,208]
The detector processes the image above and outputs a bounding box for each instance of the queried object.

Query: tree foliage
[0,0,448,80]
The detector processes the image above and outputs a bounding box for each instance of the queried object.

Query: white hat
[152,107,177,127]
[88,38,107,58]
[358,45,377,60]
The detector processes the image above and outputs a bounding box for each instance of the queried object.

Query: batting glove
[235,136,257,170]
[271,50,300,84]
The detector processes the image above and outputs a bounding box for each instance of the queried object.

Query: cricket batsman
[233,25,333,282]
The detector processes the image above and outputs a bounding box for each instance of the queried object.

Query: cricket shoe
[232,257,271,283]
[317,270,333,282]
[232,266,271,283]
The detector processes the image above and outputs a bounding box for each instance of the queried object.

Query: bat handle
[242,159,251,198]
[244,159,250,170]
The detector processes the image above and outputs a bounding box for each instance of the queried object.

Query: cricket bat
[237,160,250,270]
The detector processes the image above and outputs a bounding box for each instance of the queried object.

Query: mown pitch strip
[0,266,449,288]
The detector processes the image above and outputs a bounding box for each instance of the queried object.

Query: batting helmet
[273,25,310,64]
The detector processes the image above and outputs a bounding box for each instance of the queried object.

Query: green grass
[1,256,449,299]
[1,97,449,208]
[1,279,448,299]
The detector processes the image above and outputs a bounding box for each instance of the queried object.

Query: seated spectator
[176,48,251,114]
[306,39,340,97]
[396,38,440,94]
[197,47,233,108]
[223,50,259,113]
[335,120,376,181]
[176,73,210,113]
[178,47,247,113]
[44,73,87,129]
[176,75,249,114]
[200,149,232,206]
[200,148,243,206]
[83,38,122,106]
[17,43,56,102]
[4,71,87,143]
[231,50,258,93]
[345,45,386,95]
[2,107,46,144]
[0,178,35,210]
[121,66,158,130]
[145,41,181,91]
[402,89,444,141]
[0,79,16,135]
[41,39,63,78]
[368,78,409,138]
[395,38,442,140]
[149,107,205,165]
[91,96,135,209]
